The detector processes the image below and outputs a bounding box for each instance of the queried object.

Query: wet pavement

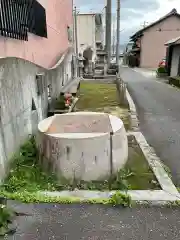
[120,66,180,186]
[6,202,180,240]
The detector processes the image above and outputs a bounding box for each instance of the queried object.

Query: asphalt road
[6,202,180,239]
[120,66,180,186]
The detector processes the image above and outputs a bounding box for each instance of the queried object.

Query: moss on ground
[76,81,130,130]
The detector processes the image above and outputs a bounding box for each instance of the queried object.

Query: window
[0,0,29,40]
[0,0,47,41]
[31,98,37,111]
[36,74,44,95]
[28,0,48,38]
[47,84,52,100]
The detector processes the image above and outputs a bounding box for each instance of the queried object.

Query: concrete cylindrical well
[37,112,128,181]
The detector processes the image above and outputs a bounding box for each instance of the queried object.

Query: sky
[74,0,180,47]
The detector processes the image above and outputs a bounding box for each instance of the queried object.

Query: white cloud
[121,0,180,32]
[119,0,180,44]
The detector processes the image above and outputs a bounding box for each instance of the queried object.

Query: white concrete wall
[170,45,180,76]
[77,14,96,54]
[0,50,73,182]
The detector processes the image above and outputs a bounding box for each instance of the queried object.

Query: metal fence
[0,0,47,41]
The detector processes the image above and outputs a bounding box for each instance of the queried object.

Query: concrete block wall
[0,49,74,181]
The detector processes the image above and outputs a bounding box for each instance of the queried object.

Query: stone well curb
[40,80,180,205]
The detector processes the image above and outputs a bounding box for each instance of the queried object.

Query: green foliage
[166,200,180,207]
[2,134,159,195]
[109,191,132,207]
[54,96,66,110]
[0,204,15,236]
[0,137,132,193]
[157,66,167,74]
[0,190,132,208]
[1,137,60,193]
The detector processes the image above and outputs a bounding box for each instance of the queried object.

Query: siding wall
[140,15,180,68]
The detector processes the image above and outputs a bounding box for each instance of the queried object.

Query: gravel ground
[6,201,180,240]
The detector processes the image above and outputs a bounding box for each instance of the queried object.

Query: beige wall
[140,16,180,68]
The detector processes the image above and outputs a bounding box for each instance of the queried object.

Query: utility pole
[72,0,76,78]
[116,0,120,66]
[105,5,108,51]
[72,0,75,45]
[112,16,116,56]
[74,6,78,56]
[106,0,112,67]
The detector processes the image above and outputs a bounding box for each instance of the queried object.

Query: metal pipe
[74,6,78,57]
[116,0,120,66]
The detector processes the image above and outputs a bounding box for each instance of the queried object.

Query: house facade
[0,0,73,68]
[130,9,180,68]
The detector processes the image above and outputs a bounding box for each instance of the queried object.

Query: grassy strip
[126,136,160,190]
[76,81,119,109]
[76,81,130,130]
[0,137,132,207]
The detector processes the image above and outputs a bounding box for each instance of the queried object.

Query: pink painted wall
[140,15,180,68]
[0,0,73,68]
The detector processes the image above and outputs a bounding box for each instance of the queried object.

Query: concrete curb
[126,89,139,131]
[130,131,178,195]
